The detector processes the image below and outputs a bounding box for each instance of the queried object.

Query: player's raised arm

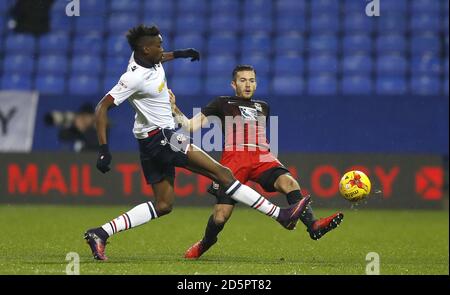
[161,48,200,63]
[169,89,206,132]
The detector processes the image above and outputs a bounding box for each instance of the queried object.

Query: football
[339,170,371,202]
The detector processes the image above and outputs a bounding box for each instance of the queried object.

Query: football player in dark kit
[171,65,344,259]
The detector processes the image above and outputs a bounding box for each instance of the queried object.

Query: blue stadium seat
[210,0,240,13]
[81,0,107,15]
[170,76,202,96]
[377,13,407,33]
[209,15,240,34]
[143,0,174,15]
[342,54,372,74]
[274,55,304,76]
[411,0,440,13]
[311,0,339,13]
[175,15,207,34]
[276,0,306,13]
[342,34,372,53]
[411,34,441,55]
[0,0,14,13]
[244,0,273,17]
[142,15,174,33]
[38,32,70,54]
[68,75,100,95]
[3,55,34,75]
[177,0,207,14]
[71,55,102,75]
[74,16,105,34]
[254,75,270,96]
[310,14,340,33]
[107,13,138,34]
[103,75,119,93]
[308,34,338,53]
[341,75,373,95]
[377,55,407,75]
[172,34,204,52]
[72,33,102,54]
[411,55,442,76]
[343,13,375,33]
[205,77,234,96]
[307,54,338,74]
[171,58,202,76]
[37,55,67,75]
[50,15,74,32]
[207,33,239,55]
[35,75,65,95]
[376,76,407,95]
[241,33,272,55]
[343,0,365,12]
[110,0,140,13]
[411,76,441,95]
[104,57,129,77]
[307,74,337,95]
[382,0,407,12]
[242,16,273,33]
[5,34,35,54]
[275,33,304,54]
[275,14,306,32]
[206,55,238,75]
[443,15,449,34]
[107,35,130,57]
[444,76,449,95]
[239,54,271,76]
[376,34,407,53]
[1,73,32,90]
[272,76,304,95]
[410,13,441,32]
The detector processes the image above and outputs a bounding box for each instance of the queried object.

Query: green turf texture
[0,205,448,275]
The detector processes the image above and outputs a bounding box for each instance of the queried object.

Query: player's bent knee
[155,203,173,216]
[216,166,234,186]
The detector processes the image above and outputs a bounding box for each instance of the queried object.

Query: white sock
[101,201,158,236]
[225,180,280,219]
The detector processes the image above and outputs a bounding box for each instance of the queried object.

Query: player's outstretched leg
[84,178,174,260]
[184,145,309,230]
[274,174,344,240]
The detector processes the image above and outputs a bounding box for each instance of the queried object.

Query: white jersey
[108,52,175,139]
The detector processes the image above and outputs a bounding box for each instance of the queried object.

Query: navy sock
[202,215,224,247]
[286,190,316,228]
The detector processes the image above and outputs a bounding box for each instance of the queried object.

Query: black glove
[173,48,200,62]
[96,144,112,173]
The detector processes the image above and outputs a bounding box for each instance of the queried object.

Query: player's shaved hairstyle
[232,65,256,81]
[126,24,161,52]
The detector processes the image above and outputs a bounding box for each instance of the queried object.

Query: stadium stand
[0,0,448,96]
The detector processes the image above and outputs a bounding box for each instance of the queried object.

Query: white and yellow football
[339,170,371,202]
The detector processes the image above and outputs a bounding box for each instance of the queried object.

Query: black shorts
[208,166,291,205]
[138,128,190,184]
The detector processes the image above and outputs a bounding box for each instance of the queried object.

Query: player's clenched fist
[173,48,200,62]
[96,144,112,173]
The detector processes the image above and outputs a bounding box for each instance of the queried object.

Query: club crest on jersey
[254,102,262,112]
[158,80,166,93]
[238,106,258,121]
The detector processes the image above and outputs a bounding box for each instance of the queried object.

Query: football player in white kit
[84,25,310,260]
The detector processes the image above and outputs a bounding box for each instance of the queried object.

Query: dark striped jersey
[201,96,270,148]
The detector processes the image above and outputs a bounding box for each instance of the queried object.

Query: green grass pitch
[0,204,448,275]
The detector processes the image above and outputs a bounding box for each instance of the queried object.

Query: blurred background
[0,0,448,209]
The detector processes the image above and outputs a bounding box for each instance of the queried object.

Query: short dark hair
[126,24,160,51]
[232,65,256,80]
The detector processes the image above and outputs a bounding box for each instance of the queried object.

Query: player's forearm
[172,105,193,132]
[161,52,175,63]
[95,104,110,145]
